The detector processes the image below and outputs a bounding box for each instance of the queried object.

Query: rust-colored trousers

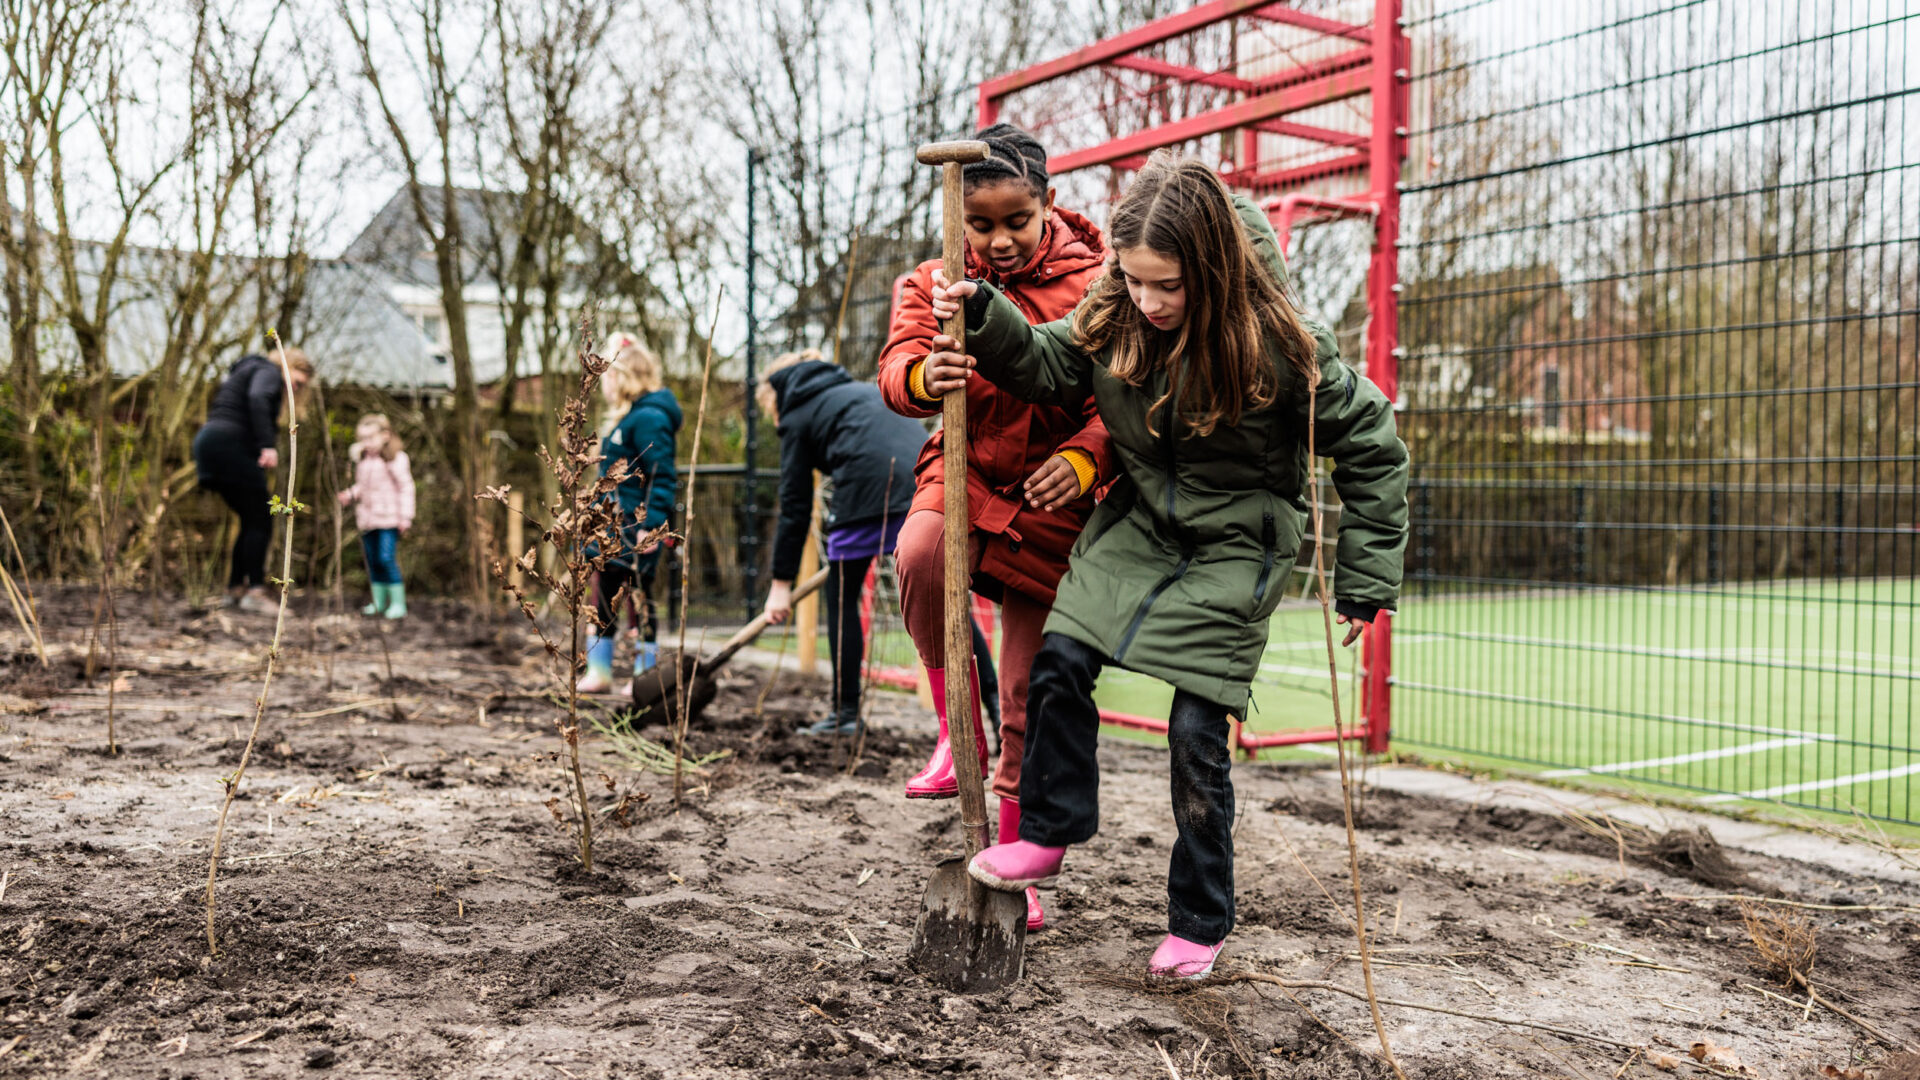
[895,508,1049,801]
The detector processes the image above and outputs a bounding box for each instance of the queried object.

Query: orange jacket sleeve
[876,265,942,420]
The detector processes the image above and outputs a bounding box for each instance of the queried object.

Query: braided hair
[962,123,1049,197]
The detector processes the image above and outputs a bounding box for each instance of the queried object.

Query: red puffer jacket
[877,206,1113,606]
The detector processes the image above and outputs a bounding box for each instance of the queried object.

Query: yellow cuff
[1059,449,1096,496]
[908,360,938,404]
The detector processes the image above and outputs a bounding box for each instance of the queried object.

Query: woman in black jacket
[191,348,313,612]
[760,350,935,734]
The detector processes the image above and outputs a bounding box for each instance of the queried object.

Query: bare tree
[475,0,616,419]
[117,0,320,579]
[340,0,493,601]
[0,0,74,516]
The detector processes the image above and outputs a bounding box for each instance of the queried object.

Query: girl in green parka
[925,153,1409,979]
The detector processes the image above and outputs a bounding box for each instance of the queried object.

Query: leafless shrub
[480,313,674,872]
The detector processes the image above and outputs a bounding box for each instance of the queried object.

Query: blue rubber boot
[578,633,616,694]
[362,583,390,617]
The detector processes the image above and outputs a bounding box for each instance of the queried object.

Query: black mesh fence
[1391,0,1919,822]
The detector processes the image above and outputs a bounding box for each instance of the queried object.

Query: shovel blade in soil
[627,653,714,728]
[908,856,1027,993]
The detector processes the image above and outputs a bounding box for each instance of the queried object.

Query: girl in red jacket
[878,123,1113,931]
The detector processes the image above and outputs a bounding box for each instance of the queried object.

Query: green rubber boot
[383,583,408,620]
[363,583,390,616]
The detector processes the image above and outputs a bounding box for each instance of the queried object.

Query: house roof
[14,241,444,390]
[340,185,516,291]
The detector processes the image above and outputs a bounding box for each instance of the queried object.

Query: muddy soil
[2,589,1916,1078]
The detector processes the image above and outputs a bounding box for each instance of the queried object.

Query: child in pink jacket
[337,414,416,618]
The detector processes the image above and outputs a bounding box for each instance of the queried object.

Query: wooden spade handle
[936,160,991,860]
[703,567,830,671]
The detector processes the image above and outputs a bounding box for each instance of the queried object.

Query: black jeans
[594,563,657,643]
[1020,632,1236,943]
[194,423,272,590]
[211,481,273,589]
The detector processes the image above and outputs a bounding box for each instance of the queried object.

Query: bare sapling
[0,506,46,666]
[481,314,669,871]
[669,290,724,807]
[206,330,306,955]
[90,423,134,754]
[1305,375,1407,1080]
[375,624,405,723]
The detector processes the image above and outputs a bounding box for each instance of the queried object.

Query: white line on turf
[1389,680,1842,743]
[1411,631,1915,679]
[1259,662,1351,681]
[1541,737,1813,778]
[1699,760,1920,803]
[1261,633,1438,655]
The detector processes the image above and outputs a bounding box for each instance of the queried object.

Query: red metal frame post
[1360,0,1405,755]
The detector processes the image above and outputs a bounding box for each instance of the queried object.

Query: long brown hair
[1074,153,1317,437]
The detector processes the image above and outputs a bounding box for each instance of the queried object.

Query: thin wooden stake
[671,288,725,807]
[1305,372,1407,1080]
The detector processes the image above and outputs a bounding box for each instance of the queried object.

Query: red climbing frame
[976,0,1407,757]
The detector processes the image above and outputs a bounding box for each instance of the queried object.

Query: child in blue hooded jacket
[579,334,682,696]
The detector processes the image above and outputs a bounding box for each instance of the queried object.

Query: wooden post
[795,473,824,675]
[507,490,526,590]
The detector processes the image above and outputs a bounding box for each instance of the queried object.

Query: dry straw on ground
[1738,898,1911,1052]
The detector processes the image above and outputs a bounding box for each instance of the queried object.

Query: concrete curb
[1363,765,1920,888]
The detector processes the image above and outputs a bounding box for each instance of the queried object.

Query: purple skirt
[824,514,906,563]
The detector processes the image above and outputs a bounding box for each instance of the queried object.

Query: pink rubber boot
[998,799,1046,930]
[903,666,988,799]
[968,839,1064,891]
[1148,934,1226,979]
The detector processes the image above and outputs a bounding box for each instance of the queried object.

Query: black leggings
[822,556,872,722]
[211,482,273,589]
[1020,632,1236,943]
[593,563,658,642]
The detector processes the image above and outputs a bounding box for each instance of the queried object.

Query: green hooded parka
[964,195,1409,713]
